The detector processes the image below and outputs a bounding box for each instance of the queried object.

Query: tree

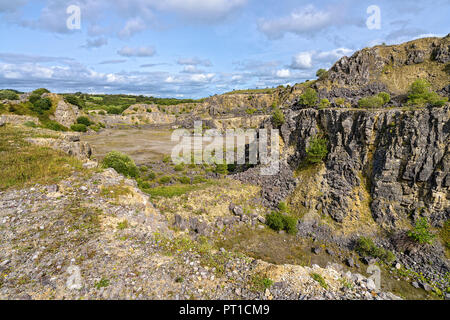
[316,68,327,79]
[300,88,318,107]
[407,79,448,107]
[306,135,328,164]
[272,107,285,127]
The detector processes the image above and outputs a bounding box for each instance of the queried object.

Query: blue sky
[0,0,449,98]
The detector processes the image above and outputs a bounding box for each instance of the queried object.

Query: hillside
[0,35,449,300]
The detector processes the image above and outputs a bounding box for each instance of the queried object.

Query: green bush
[278,201,288,213]
[356,237,396,263]
[266,211,284,231]
[178,176,191,184]
[23,121,37,128]
[272,107,285,127]
[32,88,50,96]
[310,273,328,289]
[65,95,84,109]
[193,175,207,184]
[214,163,228,175]
[70,123,87,132]
[358,95,384,108]
[334,97,346,107]
[159,176,172,184]
[146,171,156,180]
[316,68,328,79]
[0,90,19,100]
[319,98,331,109]
[377,92,391,104]
[43,121,68,132]
[266,211,298,234]
[102,151,139,178]
[408,217,435,244]
[31,98,52,113]
[300,88,318,107]
[76,116,91,126]
[407,79,448,107]
[107,106,123,115]
[174,164,185,172]
[306,135,328,164]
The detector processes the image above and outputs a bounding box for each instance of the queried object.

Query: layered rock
[281,106,449,231]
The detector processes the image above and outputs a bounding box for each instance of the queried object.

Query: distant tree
[306,135,328,164]
[316,68,327,79]
[272,107,285,127]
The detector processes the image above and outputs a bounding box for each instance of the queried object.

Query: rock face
[0,115,39,125]
[52,100,81,128]
[25,135,92,159]
[282,106,449,231]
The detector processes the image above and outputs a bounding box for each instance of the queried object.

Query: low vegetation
[310,273,328,289]
[266,211,297,234]
[407,79,448,107]
[299,88,318,107]
[358,92,390,109]
[306,135,328,164]
[102,151,139,178]
[271,107,285,127]
[355,237,396,264]
[0,125,83,190]
[408,217,435,244]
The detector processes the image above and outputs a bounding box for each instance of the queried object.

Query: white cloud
[82,37,108,49]
[276,69,291,78]
[258,5,334,39]
[117,46,156,57]
[118,17,147,39]
[190,73,215,82]
[290,48,353,70]
[290,52,314,69]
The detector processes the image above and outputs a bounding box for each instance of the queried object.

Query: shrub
[356,236,396,263]
[266,211,298,234]
[193,175,207,184]
[266,211,284,231]
[334,97,346,107]
[358,95,384,108]
[245,107,257,115]
[316,68,328,79]
[44,121,68,132]
[107,106,123,115]
[306,135,328,164]
[300,88,318,107]
[319,98,331,109]
[28,93,41,104]
[377,92,391,104]
[0,90,19,100]
[272,107,285,127]
[32,88,50,96]
[146,171,156,180]
[23,121,37,128]
[32,98,52,113]
[178,176,191,184]
[70,123,87,132]
[76,116,91,126]
[214,163,228,175]
[65,95,84,109]
[174,164,185,172]
[102,151,139,178]
[159,176,172,184]
[407,79,448,107]
[98,110,106,115]
[278,201,288,213]
[408,217,435,244]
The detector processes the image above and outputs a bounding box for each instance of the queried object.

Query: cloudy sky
[0,0,449,98]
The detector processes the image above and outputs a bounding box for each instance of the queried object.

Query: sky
[0,0,449,98]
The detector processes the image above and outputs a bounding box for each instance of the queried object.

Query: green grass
[310,273,328,289]
[143,181,215,198]
[250,274,273,292]
[0,125,84,190]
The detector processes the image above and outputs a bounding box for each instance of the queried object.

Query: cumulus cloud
[258,4,357,39]
[117,46,156,57]
[290,48,353,70]
[275,69,291,78]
